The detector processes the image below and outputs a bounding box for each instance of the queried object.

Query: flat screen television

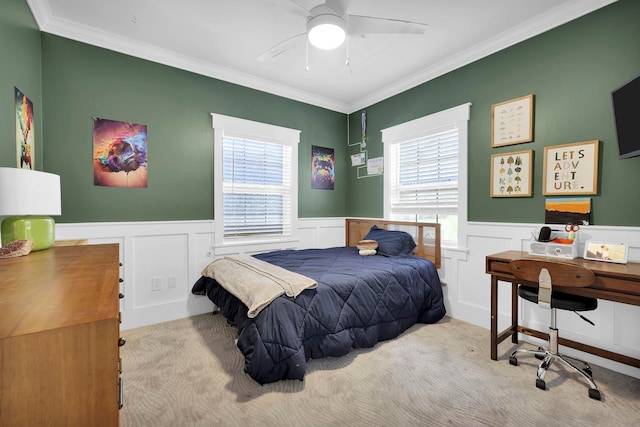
[612,73,640,159]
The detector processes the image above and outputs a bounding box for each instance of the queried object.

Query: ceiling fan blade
[258,33,307,62]
[347,15,427,35]
[326,0,351,16]
[268,0,310,17]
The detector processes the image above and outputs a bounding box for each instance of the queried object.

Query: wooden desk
[486,250,640,368]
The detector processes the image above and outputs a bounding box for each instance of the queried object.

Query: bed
[191,218,445,384]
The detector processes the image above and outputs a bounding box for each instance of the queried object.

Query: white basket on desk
[528,230,579,259]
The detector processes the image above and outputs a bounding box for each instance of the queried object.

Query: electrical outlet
[168,275,177,289]
[206,245,215,258]
[151,277,162,291]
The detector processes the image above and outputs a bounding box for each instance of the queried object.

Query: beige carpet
[120,313,640,427]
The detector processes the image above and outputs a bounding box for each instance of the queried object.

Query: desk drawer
[595,276,640,296]
[486,258,513,276]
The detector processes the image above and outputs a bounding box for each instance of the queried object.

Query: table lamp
[0,167,62,251]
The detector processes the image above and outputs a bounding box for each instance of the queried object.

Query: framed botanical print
[490,149,533,197]
[543,140,599,195]
[491,94,534,147]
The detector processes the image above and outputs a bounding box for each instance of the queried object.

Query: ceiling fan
[259,0,427,62]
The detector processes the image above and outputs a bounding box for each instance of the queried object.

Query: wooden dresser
[0,244,122,426]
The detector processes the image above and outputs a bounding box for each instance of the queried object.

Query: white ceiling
[27,0,616,113]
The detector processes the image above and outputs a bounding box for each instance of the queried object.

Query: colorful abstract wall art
[15,87,34,169]
[311,145,334,190]
[93,117,148,188]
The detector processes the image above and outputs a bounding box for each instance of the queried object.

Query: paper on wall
[367,157,383,175]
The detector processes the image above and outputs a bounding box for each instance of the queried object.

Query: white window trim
[382,103,471,248]
[211,113,301,247]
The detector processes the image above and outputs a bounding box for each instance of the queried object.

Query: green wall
[0,0,42,169]
[348,0,640,226]
[4,0,640,226]
[40,35,347,223]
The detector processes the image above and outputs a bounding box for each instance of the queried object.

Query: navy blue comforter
[192,246,445,384]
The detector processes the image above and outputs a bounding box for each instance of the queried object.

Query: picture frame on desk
[583,240,628,264]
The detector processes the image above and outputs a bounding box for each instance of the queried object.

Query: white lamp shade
[307,14,347,50]
[0,167,61,216]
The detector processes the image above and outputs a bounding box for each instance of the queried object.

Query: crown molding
[26,0,51,29]
[27,0,617,115]
[27,1,350,113]
[346,0,618,113]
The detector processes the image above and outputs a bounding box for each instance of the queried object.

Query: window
[211,114,300,245]
[382,103,471,247]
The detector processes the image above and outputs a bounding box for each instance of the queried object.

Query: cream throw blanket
[201,255,317,318]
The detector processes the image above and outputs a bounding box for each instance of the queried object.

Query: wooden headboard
[345,218,441,268]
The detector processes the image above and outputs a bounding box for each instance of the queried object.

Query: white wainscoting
[442,221,640,379]
[55,218,640,379]
[55,218,345,331]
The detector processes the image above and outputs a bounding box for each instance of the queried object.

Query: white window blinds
[222,135,292,238]
[382,102,471,247]
[211,113,300,246]
[389,128,458,214]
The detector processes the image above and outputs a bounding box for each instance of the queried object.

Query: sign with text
[543,140,599,195]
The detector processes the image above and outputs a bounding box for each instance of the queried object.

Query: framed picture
[15,87,35,170]
[543,140,599,195]
[583,240,628,264]
[544,197,591,225]
[490,149,533,197]
[311,145,335,190]
[491,94,534,147]
[93,117,148,188]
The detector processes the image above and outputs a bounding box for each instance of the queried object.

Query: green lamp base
[1,216,56,251]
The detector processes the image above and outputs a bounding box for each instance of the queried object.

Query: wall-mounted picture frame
[311,145,335,190]
[491,94,534,147]
[490,149,533,197]
[15,87,35,170]
[93,117,149,188]
[583,240,628,264]
[544,197,591,225]
[543,140,599,195]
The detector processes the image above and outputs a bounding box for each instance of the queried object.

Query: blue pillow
[363,225,417,256]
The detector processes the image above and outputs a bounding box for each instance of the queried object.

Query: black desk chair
[509,259,601,400]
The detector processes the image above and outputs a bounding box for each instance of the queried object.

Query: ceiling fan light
[307,15,346,50]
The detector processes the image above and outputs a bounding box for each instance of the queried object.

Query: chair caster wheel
[589,388,601,401]
[535,347,545,360]
[536,379,546,390]
[509,356,518,366]
[584,367,593,377]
